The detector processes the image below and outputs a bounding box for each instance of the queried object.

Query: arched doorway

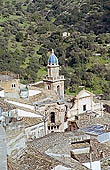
[50,112,55,123]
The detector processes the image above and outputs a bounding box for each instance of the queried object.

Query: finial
[52,49,54,54]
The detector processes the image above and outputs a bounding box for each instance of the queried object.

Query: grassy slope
[0,0,110,97]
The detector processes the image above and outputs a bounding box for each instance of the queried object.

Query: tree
[16,32,24,42]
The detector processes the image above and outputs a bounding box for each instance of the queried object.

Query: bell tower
[43,50,65,98]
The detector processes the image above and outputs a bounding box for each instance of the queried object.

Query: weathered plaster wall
[0,89,5,97]
[25,122,46,139]
[0,125,7,170]
[6,122,26,159]
[0,79,19,93]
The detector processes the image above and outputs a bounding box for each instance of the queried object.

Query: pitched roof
[8,157,22,170]
[76,89,94,99]
[72,138,110,163]
[0,98,16,112]
[0,72,19,80]
[22,117,42,128]
[0,75,14,81]
[30,132,88,169]
[17,146,61,170]
[8,132,89,170]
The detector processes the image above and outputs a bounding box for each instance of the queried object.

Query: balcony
[48,120,61,126]
[43,75,65,82]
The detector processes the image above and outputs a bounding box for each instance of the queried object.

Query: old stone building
[64,90,103,132]
[0,72,20,98]
[46,102,68,133]
[0,98,26,159]
[34,98,67,134]
[43,49,65,98]
[34,52,103,134]
[67,90,103,121]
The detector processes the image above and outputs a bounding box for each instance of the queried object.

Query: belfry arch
[57,85,60,96]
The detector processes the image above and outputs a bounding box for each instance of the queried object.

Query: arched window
[50,112,55,123]
[57,85,60,95]
[49,69,51,76]
[48,85,50,90]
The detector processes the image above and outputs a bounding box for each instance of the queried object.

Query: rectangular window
[83,105,86,111]
[57,125,59,129]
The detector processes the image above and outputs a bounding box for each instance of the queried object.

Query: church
[34,49,67,133]
[39,49,103,133]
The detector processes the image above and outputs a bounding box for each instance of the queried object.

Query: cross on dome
[52,49,54,54]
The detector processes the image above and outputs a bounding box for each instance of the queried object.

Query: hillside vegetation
[0,0,110,98]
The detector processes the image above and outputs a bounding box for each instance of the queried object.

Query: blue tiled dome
[48,50,58,65]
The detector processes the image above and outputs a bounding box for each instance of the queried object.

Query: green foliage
[16,32,24,42]
[0,0,110,98]
[36,67,47,81]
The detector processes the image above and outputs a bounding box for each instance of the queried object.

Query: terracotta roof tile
[8,157,22,170]
[0,98,16,112]
[22,117,42,128]
[17,146,60,170]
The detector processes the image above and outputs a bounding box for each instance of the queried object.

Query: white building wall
[98,132,110,143]
[6,100,35,110]
[52,165,71,170]
[72,147,90,154]
[59,111,66,132]
[68,90,103,118]
[68,96,92,118]
[25,122,45,139]
[78,97,92,114]
[29,90,41,97]
[0,90,5,97]
[83,161,101,170]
